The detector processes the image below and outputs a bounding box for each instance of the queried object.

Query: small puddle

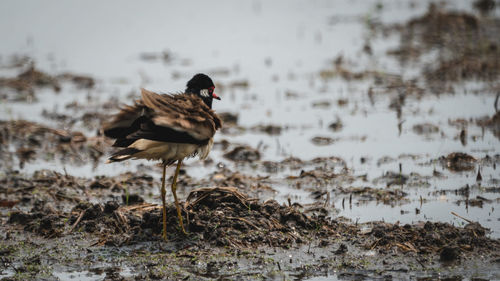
[53,271,104,281]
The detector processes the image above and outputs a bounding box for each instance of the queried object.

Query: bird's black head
[185,73,220,108]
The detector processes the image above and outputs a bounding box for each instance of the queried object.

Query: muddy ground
[1,1,500,280]
[1,168,499,280]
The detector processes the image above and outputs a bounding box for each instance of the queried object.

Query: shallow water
[1,0,499,246]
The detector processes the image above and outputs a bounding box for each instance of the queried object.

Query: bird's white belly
[129,139,212,162]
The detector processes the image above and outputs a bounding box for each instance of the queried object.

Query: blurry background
[1,0,499,236]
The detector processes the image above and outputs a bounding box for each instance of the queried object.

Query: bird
[102,73,222,240]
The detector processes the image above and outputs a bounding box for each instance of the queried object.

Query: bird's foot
[180,226,188,236]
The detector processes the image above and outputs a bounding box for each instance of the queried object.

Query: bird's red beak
[212,92,221,100]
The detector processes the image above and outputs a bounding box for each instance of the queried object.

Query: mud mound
[362,221,498,258]
[439,152,477,172]
[183,187,336,247]
[223,145,261,162]
[0,169,155,223]
[7,185,498,258]
[7,187,341,247]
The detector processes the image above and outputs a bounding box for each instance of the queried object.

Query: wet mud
[0,64,94,102]
[0,120,111,170]
[1,1,500,280]
[386,4,500,82]
[2,170,499,280]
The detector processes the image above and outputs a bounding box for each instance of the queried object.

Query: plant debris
[0,63,96,102]
[361,221,496,256]
[412,123,439,135]
[439,152,477,172]
[0,120,109,169]
[311,136,336,146]
[385,5,500,92]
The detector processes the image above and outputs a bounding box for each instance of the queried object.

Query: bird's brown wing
[103,89,222,148]
[102,101,146,139]
[140,88,222,140]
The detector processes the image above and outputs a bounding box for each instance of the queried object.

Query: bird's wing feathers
[103,89,222,148]
[102,102,145,139]
[141,88,222,140]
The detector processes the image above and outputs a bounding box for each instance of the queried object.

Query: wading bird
[103,74,222,240]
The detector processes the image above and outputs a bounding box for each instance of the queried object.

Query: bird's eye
[209,87,214,94]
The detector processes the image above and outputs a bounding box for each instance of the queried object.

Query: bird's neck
[202,97,213,108]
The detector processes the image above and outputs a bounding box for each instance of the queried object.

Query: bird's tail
[106,148,141,163]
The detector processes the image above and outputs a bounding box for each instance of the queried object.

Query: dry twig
[68,209,86,233]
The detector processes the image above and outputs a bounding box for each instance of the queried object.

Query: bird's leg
[171,160,187,234]
[161,162,168,241]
